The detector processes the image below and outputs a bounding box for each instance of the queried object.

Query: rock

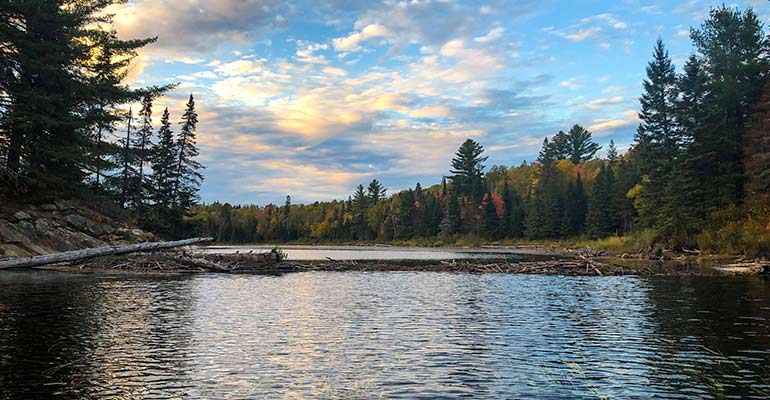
[0,243,33,259]
[115,227,154,242]
[0,220,50,255]
[54,200,76,211]
[64,214,104,237]
[12,211,32,221]
[40,204,58,211]
[101,224,116,235]
[34,218,57,235]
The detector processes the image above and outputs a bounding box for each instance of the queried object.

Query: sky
[111,0,770,205]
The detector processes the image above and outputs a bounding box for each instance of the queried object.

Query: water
[1,271,769,399]
[200,245,532,261]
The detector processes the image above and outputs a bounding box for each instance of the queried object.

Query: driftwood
[0,237,213,269]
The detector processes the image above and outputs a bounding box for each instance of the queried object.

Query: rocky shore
[0,200,156,259]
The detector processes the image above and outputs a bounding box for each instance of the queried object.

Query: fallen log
[0,237,213,269]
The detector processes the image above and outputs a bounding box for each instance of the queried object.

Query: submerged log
[0,237,213,269]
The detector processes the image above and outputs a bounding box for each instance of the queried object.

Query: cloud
[474,26,505,44]
[332,24,391,52]
[566,27,602,42]
[214,59,265,76]
[585,96,625,109]
[108,0,292,53]
[589,110,639,133]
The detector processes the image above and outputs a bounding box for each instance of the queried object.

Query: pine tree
[561,172,588,236]
[686,6,768,208]
[607,140,619,163]
[132,93,154,208]
[351,184,370,240]
[150,108,177,208]
[450,139,488,199]
[172,94,204,209]
[565,125,601,164]
[586,164,617,239]
[480,191,499,239]
[367,179,387,202]
[744,76,770,208]
[634,38,680,228]
[119,108,137,207]
[439,186,460,236]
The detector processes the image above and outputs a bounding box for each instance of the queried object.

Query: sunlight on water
[1,271,769,399]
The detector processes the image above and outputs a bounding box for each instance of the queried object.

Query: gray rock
[12,211,32,221]
[15,220,35,237]
[101,224,116,235]
[54,200,76,210]
[64,214,104,237]
[40,204,58,211]
[34,218,57,235]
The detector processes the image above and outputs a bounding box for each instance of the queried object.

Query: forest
[0,1,205,236]
[189,6,770,257]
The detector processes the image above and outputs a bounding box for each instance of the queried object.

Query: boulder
[64,214,105,237]
[40,204,58,211]
[12,211,32,221]
[54,200,76,211]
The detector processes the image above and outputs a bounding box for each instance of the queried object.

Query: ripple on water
[0,271,769,399]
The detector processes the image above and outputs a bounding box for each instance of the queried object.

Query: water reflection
[0,271,769,399]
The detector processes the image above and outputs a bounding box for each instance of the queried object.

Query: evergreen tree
[450,139,488,199]
[745,78,770,207]
[367,179,387,202]
[172,94,204,209]
[586,164,617,239]
[634,38,680,228]
[685,6,768,208]
[150,108,177,208]
[480,191,499,239]
[132,93,154,208]
[561,172,588,236]
[564,125,601,164]
[607,140,619,163]
[351,184,370,240]
[119,108,136,207]
[394,189,416,239]
[439,186,460,236]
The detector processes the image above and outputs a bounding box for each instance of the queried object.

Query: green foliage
[450,139,487,199]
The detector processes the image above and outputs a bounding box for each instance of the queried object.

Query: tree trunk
[0,237,213,269]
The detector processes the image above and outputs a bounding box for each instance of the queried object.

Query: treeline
[0,0,204,236]
[190,6,770,256]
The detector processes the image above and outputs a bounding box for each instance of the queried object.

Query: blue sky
[112,0,770,205]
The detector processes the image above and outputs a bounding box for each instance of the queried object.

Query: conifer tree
[586,164,617,239]
[561,172,588,236]
[150,108,177,208]
[634,38,680,228]
[367,179,387,202]
[564,125,601,164]
[172,94,204,209]
[450,139,488,199]
[351,184,370,240]
[439,187,460,236]
[607,140,619,163]
[480,191,499,239]
[132,93,154,208]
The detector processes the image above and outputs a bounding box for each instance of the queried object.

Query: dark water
[1,271,769,399]
[200,245,528,261]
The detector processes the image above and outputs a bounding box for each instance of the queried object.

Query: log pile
[74,250,279,273]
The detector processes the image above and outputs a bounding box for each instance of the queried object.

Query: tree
[480,191,499,239]
[367,179,387,202]
[351,184,370,240]
[744,77,770,208]
[132,93,154,208]
[450,139,488,199]
[634,38,680,228]
[439,186,460,236]
[607,140,619,163]
[561,172,588,236]
[119,108,136,207]
[686,6,768,208]
[564,125,601,164]
[150,108,177,208]
[586,164,617,239]
[172,94,204,209]
[1,1,161,194]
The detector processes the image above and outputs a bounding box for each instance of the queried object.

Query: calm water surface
[1,271,769,399]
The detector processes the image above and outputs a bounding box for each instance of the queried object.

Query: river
[1,270,769,399]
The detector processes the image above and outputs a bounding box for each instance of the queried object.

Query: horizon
[114,0,770,204]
